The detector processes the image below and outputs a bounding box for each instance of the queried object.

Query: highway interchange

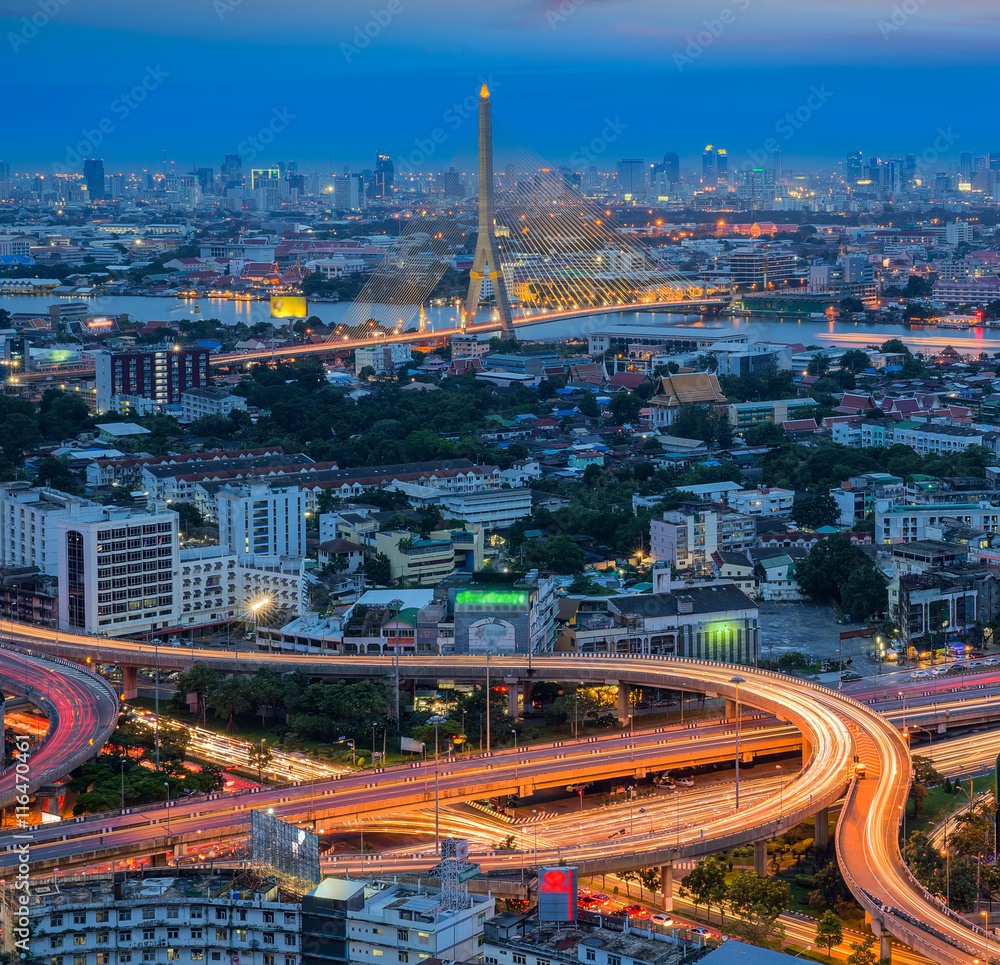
[4,628,1000,965]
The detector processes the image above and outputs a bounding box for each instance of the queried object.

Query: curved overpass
[0,645,119,807]
[3,630,993,965]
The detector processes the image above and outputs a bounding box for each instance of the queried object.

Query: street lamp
[120,758,126,810]
[627,713,635,763]
[163,782,171,836]
[898,691,907,731]
[532,809,538,866]
[248,595,272,653]
[674,790,681,846]
[428,714,447,854]
[777,765,783,822]
[485,651,493,751]
[942,847,950,907]
[730,675,746,810]
[511,729,519,788]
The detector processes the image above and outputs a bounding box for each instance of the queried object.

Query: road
[0,645,119,807]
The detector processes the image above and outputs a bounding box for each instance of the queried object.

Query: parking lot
[758,600,868,669]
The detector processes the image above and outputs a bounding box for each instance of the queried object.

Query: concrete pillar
[879,932,892,963]
[815,807,829,850]
[521,680,533,716]
[506,678,519,719]
[122,666,138,700]
[725,698,737,719]
[754,840,767,876]
[618,684,630,724]
[660,863,673,911]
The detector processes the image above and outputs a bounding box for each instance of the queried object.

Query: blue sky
[4,0,998,176]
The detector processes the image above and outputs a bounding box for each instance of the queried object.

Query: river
[2,291,999,355]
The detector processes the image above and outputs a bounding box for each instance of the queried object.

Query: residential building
[557,578,758,662]
[302,876,493,965]
[875,500,1000,544]
[829,473,905,526]
[180,386,248,423]
[0,568,58,628]
[651,506,756,573]
[354,343,412,376]
[438,487,532,528]
[56,503,179,636]
[897,570,981,650]
[725,250,798,285]
[218,483,307,562]
[22,870,299,965]
[95,346,211,413]
[451,333,493,358]
[587,326,747,357]
[728,487,794,517]
[632,481,742,511]
[450,571,558,655]
[373,525,484,585]
[843,420,992,456]
[0,483,104,576]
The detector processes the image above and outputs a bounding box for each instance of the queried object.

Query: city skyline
[3,0,999,172]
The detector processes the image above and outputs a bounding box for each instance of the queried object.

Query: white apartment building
[302,877,493,965]
[874,499,1000,544]
[0,483,104,576]
[180,386,248,424]
[22,870,299,965]
[438,487,532,528]
[57,504,179,636]
[354,343,412,376]
[728,486,795,516]
[650,507,756,573]
[218,484,306,561]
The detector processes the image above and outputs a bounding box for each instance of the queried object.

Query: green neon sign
[456,590,527,608]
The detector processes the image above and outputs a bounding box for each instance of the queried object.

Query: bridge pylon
[464,84,513,335]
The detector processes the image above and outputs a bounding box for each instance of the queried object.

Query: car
[621,904,646,917]
[689,926,715,938]
[931,667,947,675]
[657,780,676,789]
[951,663,967,671]
[841,671,862,682]
[911,669,930,679]
[968,661,982,668]
[986,658,1000,666]
[971,651,985,659]
[578,896,601,909]
[651,914,675,926]
[608,828,628,838]
[591,892,610,904]
[674,777,695,787]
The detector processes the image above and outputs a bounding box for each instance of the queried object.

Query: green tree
[3,413,41,461]
[794,535,876,605]
[792,493,839,530]
[808,860,852,910]
[174,501,204,536]
[545,535,586,574]
[210,675,253,732]
[363,552,393,586]
[745,422,787,446]
[846,934,878,965]
[841,567,888,618]
[33,455,78,492]
[577,393,600,418]
[815,910,844,959]
[248,740,273,781]
[904,831,943,892]
[175,664,223,723]
[680,857,727,924]
[725,870,791,949]
[839,349,872,373]
[609,390,643,424]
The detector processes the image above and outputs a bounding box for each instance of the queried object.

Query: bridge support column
[879,933,892,963]
[660,863,673,912]
[122,666,138,700]
[814,807,829,850]
[521,680,533,717]
[754,840,767,876]
[618,684,630,725]
[725,698,737,719]
[506,679,519,719]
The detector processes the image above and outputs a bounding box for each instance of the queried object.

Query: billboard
[538,866,577,922]
[270,295,308,318]
[248,809,321,893]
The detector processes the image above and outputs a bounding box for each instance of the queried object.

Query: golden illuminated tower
[464,84,513,334]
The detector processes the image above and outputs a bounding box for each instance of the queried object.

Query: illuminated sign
[87,317,114,328]
[538,866,577,922]
[270,295,308,318]
[455,589,527,608]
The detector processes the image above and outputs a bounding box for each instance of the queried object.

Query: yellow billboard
[270,295,308,318]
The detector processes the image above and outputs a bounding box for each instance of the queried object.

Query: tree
[210,675,253,732]
[248,740,273,781]
[880,339,910,356]
[846,934,878,965]
[174,501,204,536]
[815,910,844,959]
[3,413,41,462]
[841,567,888,618]
[808,355,831,377]
[33,455,78,492]
[794,535,875,605]
[175,664,223,723]
[808,860,852,911]
[839,349,872,373]
[792,493,839,530]
[577,393,600,418]
[545,535,586,574]
[680,858,727,924]
[725,870,791,949]
[745,422,786,446]
[609,390,642,424]
[363,552,393,586]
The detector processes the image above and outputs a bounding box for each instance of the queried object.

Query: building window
[215,929,227,942]
[120,932,131,943]
[66,530,86,628]
[283,935,296,948]
[143,953,155,963]
[120,911,132,923]
[586,951,596,962]
[283,914,295,925]
[167,908,179,920]
[97,932,109,945]
[143,930,155,941]
[74,957,86,965]
[120,956,132,964]
[235,929,248,942]
[168,929,179,940]
[264,956,275,965]
[50,915,63,927]
[264,934,275,945]
[191,929,203,940]
[168,951,181,961]
[73,914,86,925]
[216,910,227,921]
[96,911,109,924]
[397,930,408,942]
[50,938,63,950]
[512,956,526,965]
[73,935,86,947]
[608,956,622,965]
[97,956,109,965]
[142,908,155,921]
[263,912,274,924]
[400,954,409,963]
[192,953,204,962]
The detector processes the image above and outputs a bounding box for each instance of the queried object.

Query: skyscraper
[83,158,105,200]
[702,145,716,182]
[222,154,243,188]
[195,167,214,194]
[616,158,646,199]
[371,153,394,199]
[664,152,680,184]
[715,148,728,182]
[960,151,974,181]
[846,151,863,183]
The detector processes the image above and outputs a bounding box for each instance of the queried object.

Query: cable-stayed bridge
[213,88,731,368]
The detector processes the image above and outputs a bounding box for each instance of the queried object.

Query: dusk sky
[5,0,1000,176]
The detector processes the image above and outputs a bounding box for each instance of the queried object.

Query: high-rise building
[332,174,361,210]
[990,154,1000,172]
[846,151,863,183]
[83,158,105,199]
[702,145,716,181]
[95,346,211,413]
[195,166,214,193]
[57,503,179,635]
[769,150,782,180]
[736,168,776,208]
[217,483,306,562]
[370,152,394,199]
[442,166,464,197]
[0,162,9,179]
[251,167,279,190]
[616,158,646,199]
[222,153,243,187]
[715,147,728,182]
[960,151,974,181]
[664,151,680,184]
